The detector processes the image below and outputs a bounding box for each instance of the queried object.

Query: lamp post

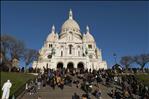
[35,52,40,73]
[113,53,117,64]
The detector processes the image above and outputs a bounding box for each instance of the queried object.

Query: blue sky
[1,1,149,68]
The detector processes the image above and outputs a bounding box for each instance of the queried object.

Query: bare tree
[23,49,39,71]
[120,56,134,71]
[8,39,25,60]
[1,34,25,71]
[134,54,149,70]
[1,35,17,71]
[1,34,25,59]
[1,34,15,62]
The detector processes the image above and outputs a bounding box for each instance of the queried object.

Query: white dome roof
[83,33,86,42]
[86,33,95,42]
[61,9,80,31]
[46,25,58,42]
[84,26,95,42]
[46,33,56,42]
[61,19,80,31]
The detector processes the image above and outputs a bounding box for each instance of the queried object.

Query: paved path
[20,83,112,99]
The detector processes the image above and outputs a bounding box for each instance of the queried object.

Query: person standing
[72,92,80,99]
[37,96,41,99]
[1,80,12,99]
[37,76,42,89]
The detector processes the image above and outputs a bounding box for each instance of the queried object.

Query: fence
[9,78,36,99]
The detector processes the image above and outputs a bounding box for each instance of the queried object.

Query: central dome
[61,9,80,31]
[62,19,80,31]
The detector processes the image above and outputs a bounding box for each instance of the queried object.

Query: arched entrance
[67,62,74,72]
[77,62,84,69]
[77,62,84,73]
[57,62,63,69]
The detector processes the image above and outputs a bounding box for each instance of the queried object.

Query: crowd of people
[24,67,149,99]
[109,75,149,99]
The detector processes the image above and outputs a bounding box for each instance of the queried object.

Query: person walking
[1,80,12,99]
[72,92,80,99]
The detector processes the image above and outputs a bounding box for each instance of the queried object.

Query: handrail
[9,78,36,99]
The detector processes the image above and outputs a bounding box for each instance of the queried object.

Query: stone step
[20,83,112,99]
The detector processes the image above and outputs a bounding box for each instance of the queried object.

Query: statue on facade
[51,47,56,55]
[83,44,88,56]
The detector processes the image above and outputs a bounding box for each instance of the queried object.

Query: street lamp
[113,53,117,64]
[35,52,40,73]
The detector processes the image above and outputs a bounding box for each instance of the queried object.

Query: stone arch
[77,62,84,73]
[57,62,63,69]
[68,45,73,54]
[67,62,74,70]
[77,62,84,69]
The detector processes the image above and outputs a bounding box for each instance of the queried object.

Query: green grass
[0,72,36,97]
[135,73,149,86]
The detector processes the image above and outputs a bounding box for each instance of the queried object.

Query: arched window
[48,54,52,59]
[61,51,63,57]
[69,45,72,54]
[69,31,73,34]
[89,55,93,59]
[88,44,92,49]
[46,63,48,68]
[61,45,64,48]
[95,49,98,58]
[49,44,52,48]
[57,62,63,69]
[78,51,80,57]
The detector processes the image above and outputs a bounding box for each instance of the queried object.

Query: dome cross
[69,9,73,20]
[51,25,55,33]
[86,25,90,33]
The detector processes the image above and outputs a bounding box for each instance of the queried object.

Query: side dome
[46,33,56,42]
[46,25,57,42]
[86,33,95,42]
[82,33,86,42]
[85,26,95,42]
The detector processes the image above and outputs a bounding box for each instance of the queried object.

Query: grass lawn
[135,73,149,86]
[0,72,36,98]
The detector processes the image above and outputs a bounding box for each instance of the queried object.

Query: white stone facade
[32,10,107,70]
